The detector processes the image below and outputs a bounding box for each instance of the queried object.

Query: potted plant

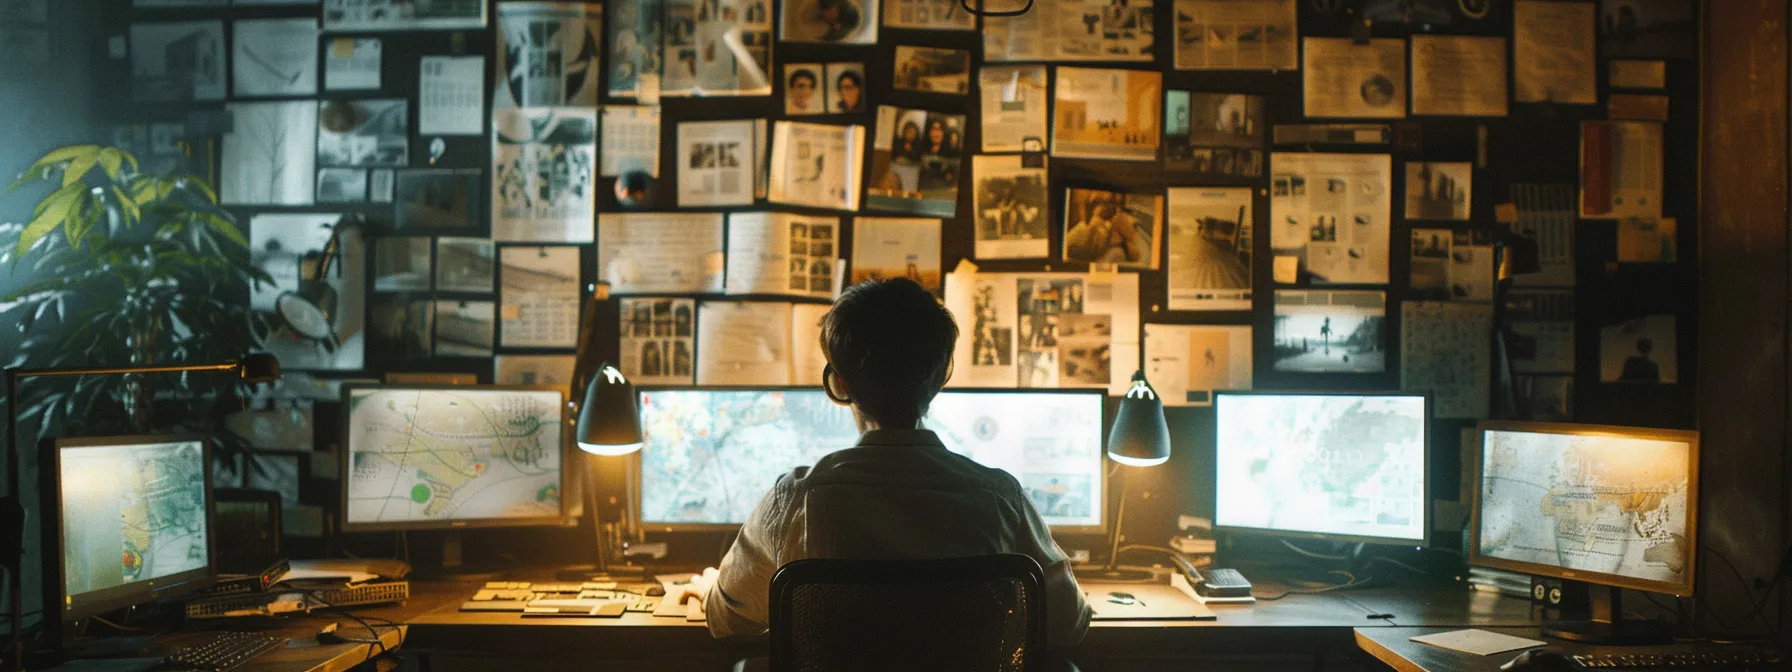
[1,144,273,441]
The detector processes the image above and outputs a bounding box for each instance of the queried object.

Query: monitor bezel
[337,383,572,533]
[632,386,1110,535]
[1210,389,1434,547]
[1468,420,1700,596]
[45,434,215,625]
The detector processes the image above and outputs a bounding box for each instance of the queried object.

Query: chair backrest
[768,554,1047,672]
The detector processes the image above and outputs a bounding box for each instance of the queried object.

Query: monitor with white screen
[51,436,213,623]
[1471,422,1698,596]
[637,389,1106,530]
[1213,391,1430,545]
[341,385,568,531]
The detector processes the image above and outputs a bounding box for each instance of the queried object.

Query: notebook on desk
[1085,582,1217,620]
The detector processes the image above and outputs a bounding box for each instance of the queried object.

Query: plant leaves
[98,148,126,180]
[61,153,98,188]
[15,184,81,255]
[200,212,248,248]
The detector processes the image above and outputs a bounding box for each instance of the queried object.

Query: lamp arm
[1105,465,1129,573]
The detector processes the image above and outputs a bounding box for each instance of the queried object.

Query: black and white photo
[317,99,409,167]
[1405,162,1472,220]
[972,155,1049,259]
[435,238,495,293]
[131,21,225,102]
[782,0,878,44]
[374,237,432,292]
[1166,187,1252,311]
[232,18,318,97]
[316,168,367,203]
[433,300,496,357]
[1273,290,1386,373]
[396,169,482,233]
[221,101,317,206]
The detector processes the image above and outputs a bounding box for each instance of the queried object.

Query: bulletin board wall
[87,0,1702,560]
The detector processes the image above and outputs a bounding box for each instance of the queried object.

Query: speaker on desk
[1531,577,1590,617]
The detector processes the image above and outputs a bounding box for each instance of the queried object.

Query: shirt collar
[855,428,945,448]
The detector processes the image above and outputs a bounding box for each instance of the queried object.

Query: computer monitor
[340,384,569,532]
[1470,421,1698,597]
[636,388,1107,531]
[1212,391,1430,546]
[46,435,213,624]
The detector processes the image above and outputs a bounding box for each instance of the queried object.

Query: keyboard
[459,580,661,616]
[1572,648,1782,669]
[164,631,286,671]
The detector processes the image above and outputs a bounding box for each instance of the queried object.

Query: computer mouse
[1500,650,1577,672]
[645,585,666,597]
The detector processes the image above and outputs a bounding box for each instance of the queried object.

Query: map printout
[346,388,564,525]
[1478,429,1692,587]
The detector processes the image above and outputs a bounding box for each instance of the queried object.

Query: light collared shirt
[705,428,1092,649]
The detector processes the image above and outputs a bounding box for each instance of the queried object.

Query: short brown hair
[820,278,957,427]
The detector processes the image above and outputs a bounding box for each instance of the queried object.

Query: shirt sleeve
[1001,475,1091,649]
[704,469,800,638]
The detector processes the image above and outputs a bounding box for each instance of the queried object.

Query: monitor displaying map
[1213,392,1429,544]
[638,389,1107,529]
[1474,424,1697,593]
[58,438,211,616]
[343,386,567,530]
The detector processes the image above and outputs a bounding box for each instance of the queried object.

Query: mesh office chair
[768,554,1048,672]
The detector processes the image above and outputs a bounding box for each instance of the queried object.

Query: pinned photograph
[395,169,482,233]
[495,2,603,107]
[1405,162,1472,220]
[493,108,598,242]
[1600,315,1677,384]
[374,237,433,292]
[317,99,409,167]
[978,65,1047,153]
[1057,313,1112,386]
[250,214,364,370]
[1409,228,1452,301]
[782,0,878,44]
[605,0,661,97]
[1052,67,1162,161]
[1062,188,1163,270]
[866,107,965,217]
[366,294,433,362]
[1165,91,1265,177]
[232,18,318,97]
[1166,187,1252,311]
[131,21,225,102]
[893,46,970,94]
[825,63,866,113]
[1272,290,1386,373]
[316,168,368,203]
[434,300,496,357]
[1600,0,1695,59]
[972,155,1050,260]
[620,297,696,384]
[221,101,317,206]
[435,238,496,294]
[784,64,827,115]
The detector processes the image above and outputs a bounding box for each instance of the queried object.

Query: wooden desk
[1357,626,1786,672]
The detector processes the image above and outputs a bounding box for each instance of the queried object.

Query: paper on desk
[1410,629,1546,656]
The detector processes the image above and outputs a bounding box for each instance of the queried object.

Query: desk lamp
[573,364,646,576]
[1079,371,1171,582]
[2,353,281,670]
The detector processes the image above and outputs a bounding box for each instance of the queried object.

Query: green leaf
[61,152,98,188]
[15,184,81,255]
[97,148,125,181]
[200,212,248,248]
[174,175,218,204]
[111,186,140,227]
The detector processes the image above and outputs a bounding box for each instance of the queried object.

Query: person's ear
[823,364,852,405]
[943,356,955,386]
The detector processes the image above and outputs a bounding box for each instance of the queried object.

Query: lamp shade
[1107,370,1170,467]
[576,365,644,455]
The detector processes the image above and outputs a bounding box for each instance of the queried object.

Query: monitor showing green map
[637,389,1106,529]
[55,436,212,621]
[342,385,567,531]
[1213,391,1429,545]
[1472,422,1698,595]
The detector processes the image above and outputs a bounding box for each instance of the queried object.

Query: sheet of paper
[495,354,578,393]
[978,65,1048,153]
[1164,91,1266,178]
[1167,187,1253,311]
[1410,35,1506,117]
[661,0,773,96]
[499,246,581,348]
[984,0,1154,62]
[697,301,794,385]
[324,38,381,91]
[1052,67,1162,161]
[944,272,1141,394]
[1272,290,1386,373]
[725,212,838,298]
[1401,302,1491,419]
[601,105,661,177]
[222,101,317,206]
[1173,0,1297,70]
[1506,289,1575,374]
[493,108,597,242]
[620,298,696,385]
[883,0,973,30]
[867,106,965,217]
[1512,184,1576,287]
[770,121,865,211]
[419,56,486,136]
[1269,153,1392,284]
[1143,324,1252,407]
[1580,121,1663,219]
[1514,0,1596,104]
[972,155,1050,260]
[1410,629,1545,657]
[1302,38,1406,119]
[323,0,488,32]
[852,217,942,293]
[598,212,725,293]
[495,2,602,108]
[677,119,757,207]
[233,18,318,97]
[789,304,830,385]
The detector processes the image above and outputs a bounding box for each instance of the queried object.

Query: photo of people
[781,0,877,44]
[1600,314,1678,384]
[826,63,866,113]
[972,155,1050,259]
[970,280,1014,367]
[1062,188,1164,270]
[621,297,697,383]
[892,46,970,94]
[1272,290,1387,373]
[784,64,825,115]
[866,107,965,217]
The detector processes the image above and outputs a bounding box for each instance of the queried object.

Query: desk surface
[1356,626,1786,672]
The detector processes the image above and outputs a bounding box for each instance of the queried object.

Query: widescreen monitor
[1213,391,1430,545]
[637,389,1106,531]
[340,384,569,531]
[49,435,213,623]
[1471,422,1698,596]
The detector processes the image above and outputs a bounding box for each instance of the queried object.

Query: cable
[1701,546,1776,634]
[1279,539,1350,561]
[1115,544,1183,560]
[86,615,146,633]
[1252,571,1369,601]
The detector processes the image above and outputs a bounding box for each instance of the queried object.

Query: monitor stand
[416,531,507,580]
[1541,583,1673,645]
